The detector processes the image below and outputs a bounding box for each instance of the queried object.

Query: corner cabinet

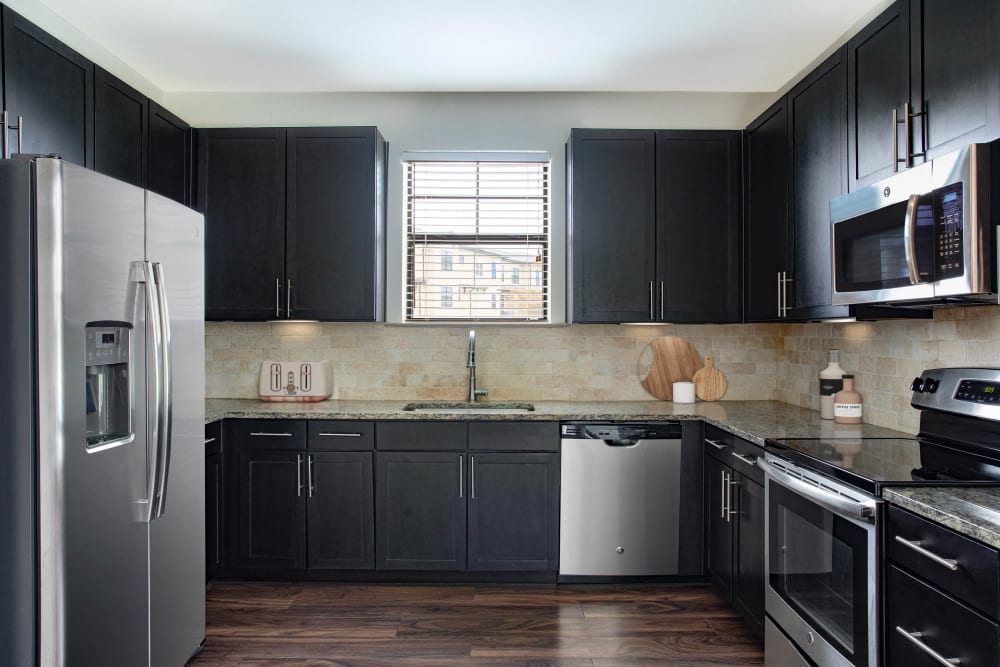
[568,128,740,324]
[703,426,765,640]
[848,0,1000,190]
[197,126,386,322]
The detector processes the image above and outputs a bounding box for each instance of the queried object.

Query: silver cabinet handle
[895,627,961,666]
[893,536,959,571]
[648,281,655,320]
[720,469,727,519]
[307,455,314,498]
[286,279,292,318]
[893,107,903,172]
[296,454,303,497]
[471,456,476,499]
[204,437,217,445]
[725,473,740,523]
[318,432,362,437]
[732,452,757,466]
[776,272,782,318]
[2,111,22,159]
[659,280,665,320]
[275,277,281,318]
[705,439,728,451]
[459,455,464,499]
[250,432,294,437]
[781,272,793,318]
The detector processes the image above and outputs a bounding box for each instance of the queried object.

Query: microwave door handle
[903,194,923,284]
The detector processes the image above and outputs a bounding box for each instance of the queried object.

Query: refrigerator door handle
[134,260,164,523]
[152,262,173,518]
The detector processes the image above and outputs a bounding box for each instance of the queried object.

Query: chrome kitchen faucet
[467,329,488,402]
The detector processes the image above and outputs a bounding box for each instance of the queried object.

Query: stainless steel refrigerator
[0,156,205,666]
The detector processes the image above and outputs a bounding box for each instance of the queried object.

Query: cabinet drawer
[376,421,467,451]
[703,425,735,463]
[232,419,306,449]
[468,421,559,451]
[731,437,764,486]
[307,421,374,450]
[887,564,999,666]
[887,505,1000,619]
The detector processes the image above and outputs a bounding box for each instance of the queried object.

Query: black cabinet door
[197,128,286,320]
[147,101,191,206]
[286,127,385,321]
[568,129,656,323]
[1,6,93,167]
[467,453,559,571]
[306,452,375,570]
[93,66,146,188]
[847,2,909,190]
[236,449,305,570]
[704,454,733,598]
[743,99,790,322]
[787,47,850,320]
[656,131,741,323]
[375,452,466,570]
[912,0,1000,161]
[205,423,223,579]
[733,474,765,640]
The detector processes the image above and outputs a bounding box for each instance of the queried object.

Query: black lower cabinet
[375,452,466,570]
[237,449,306,570]
[703,427,765,639]
[306,452,374,569]
[467,453,559,571]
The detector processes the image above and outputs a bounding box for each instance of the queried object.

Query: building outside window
[404,153,550,321]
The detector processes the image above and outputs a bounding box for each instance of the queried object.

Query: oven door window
[769,480,871,664]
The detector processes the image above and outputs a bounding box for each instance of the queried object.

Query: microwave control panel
[934,182,964,278]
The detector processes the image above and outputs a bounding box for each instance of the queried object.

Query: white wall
[165,90,772,320]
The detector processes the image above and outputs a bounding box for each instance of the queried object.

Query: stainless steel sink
[402,401,536,414]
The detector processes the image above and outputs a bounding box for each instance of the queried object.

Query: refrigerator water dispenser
[85,322,133,449]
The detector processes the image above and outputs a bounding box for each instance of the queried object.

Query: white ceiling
[37,0,886,93]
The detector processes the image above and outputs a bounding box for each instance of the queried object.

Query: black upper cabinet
[913,0,1000,161]
[787,47,850,320]
[568,129,656,323]
[93,66,147,188]
[147,100,191,206]
[848,0,1000,189]
[198,126,386,321]
[743,99,790,322]
[286,127,386,321]
[656,131,741,323]
[847,2,909,190]
[197,128,286,321]
[1,6,93,167]
[568,128,740,324]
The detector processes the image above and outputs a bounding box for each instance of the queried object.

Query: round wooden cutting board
[692,356,728,401]
[639,337,703,400]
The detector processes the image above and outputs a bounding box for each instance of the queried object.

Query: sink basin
[402,401,536,414]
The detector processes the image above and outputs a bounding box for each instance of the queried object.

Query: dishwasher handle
[602,438,640,447]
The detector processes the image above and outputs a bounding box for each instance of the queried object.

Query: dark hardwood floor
[188,582,764,666]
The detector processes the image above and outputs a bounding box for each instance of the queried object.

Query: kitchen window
[404,152,550,322]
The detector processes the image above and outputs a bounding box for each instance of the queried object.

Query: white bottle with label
[819,348,845,420]
[834,375,863,424]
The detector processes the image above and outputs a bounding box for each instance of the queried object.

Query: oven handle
[903,194,923,285]
[757,458,877,521]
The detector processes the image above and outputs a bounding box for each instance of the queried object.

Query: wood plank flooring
[187,582,763,666]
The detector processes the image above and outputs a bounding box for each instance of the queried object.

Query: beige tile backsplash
[206,304,1000,435]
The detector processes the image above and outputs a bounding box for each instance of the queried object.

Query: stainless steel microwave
[831,142,998,306]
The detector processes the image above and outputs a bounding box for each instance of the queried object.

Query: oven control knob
[924,378,939,393]
[616,546,624,554]
[911,377,926,392]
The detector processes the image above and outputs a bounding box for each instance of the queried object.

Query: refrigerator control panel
[259,360,333,402]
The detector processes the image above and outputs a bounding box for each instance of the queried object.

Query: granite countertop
[205,398,910,446]
[883,487,1000,550]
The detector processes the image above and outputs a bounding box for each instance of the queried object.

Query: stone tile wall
[205,322,784,402]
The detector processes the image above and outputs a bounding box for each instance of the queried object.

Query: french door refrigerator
[0,156,205,666]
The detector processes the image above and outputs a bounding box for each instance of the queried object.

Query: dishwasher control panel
[561,422,682,441]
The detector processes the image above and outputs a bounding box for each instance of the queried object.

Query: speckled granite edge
[205,398,912,446]
[884,487,1000,549]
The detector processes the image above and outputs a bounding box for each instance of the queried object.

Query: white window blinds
[404,154,550,322]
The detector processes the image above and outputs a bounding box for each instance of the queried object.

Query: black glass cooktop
[765,437,1000,495]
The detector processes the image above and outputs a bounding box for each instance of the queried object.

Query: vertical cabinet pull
[727,477,741,522]
[2,111,23,159]
[286,279,292,318]
[659,281,665,320]
[471,456,476,499]
[776,272,782,318]
[648,281,655,320]
[459,455,464,499]
[307,454,314,498]
[893,102,927,172]
[275,277,281,318]
[296,454,303,497]
[720,470,727,519]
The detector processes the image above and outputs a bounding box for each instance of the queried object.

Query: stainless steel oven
[759,454,879,667]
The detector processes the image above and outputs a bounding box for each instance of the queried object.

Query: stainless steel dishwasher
[559,422,683,576]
